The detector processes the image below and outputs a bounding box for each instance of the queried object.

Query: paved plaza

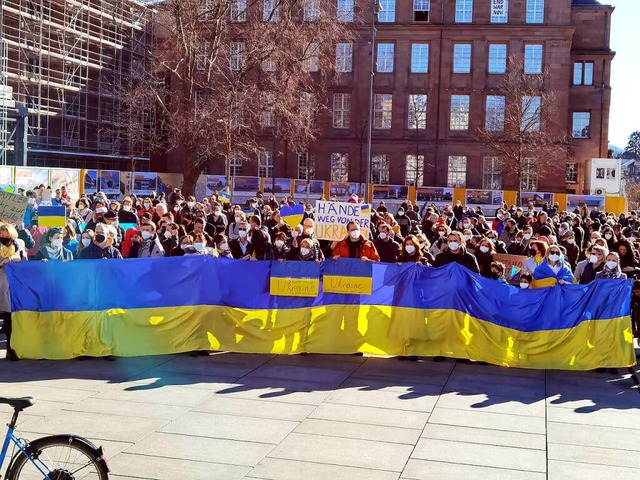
[1,340,639,480]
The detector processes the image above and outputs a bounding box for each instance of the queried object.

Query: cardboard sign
[315,201,371,241]
[493,254,529,274]
[0,191,28,224]
[270,261,320,297]
[322,259,373,295]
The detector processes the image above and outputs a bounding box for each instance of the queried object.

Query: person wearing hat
[103,210,125,248]
[35,228,74,262]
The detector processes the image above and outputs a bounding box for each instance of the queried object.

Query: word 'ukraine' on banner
[315,201,371,241]
[6,257,635,371]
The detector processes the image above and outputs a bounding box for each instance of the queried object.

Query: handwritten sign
[315,201,371,241]
[491,0,507,17]
[270,261,320,297]
[0,191,28,224]
[322,259,373,295]
[493,254,529,279]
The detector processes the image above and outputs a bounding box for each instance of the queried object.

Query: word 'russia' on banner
[315,201,371,241]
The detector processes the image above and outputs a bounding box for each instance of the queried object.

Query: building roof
[572,0,603,6]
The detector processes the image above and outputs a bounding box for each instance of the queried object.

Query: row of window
[221,0,544,25]
[228,150,580,189]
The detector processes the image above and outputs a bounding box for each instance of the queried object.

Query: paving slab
[402,459,547,480]
[548,443,640,469]
[428,407,546,434]
[294,418,422,445]
[193,395,316,421]
[309,402,430,429]
[421,423,546,450]
[248,457,400,480]
[548,460,640,480]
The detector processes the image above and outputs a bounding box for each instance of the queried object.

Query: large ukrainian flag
[5,257,635,370]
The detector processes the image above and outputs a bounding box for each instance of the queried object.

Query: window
[411,44,429,73]
[483,157,503,189]
[526,0,544,24]
[453,44,471,73]
[298,153,316,180]
[258,151,274,178]
[336,43,353,73]
[565,162,577,184]
[229,151,243,176]
[521,158,538,190]
[300,93,314,125]
[447,156,467,188]
[524,44,543,74]
[408,94,427,130]
[488,44,507,74]
[331,153,349,182]
[573,61,594,86]
[303,0,320,21]
[333,93,351,128]
[229,42,245,71]
[230,0,246,22]
[572,112,591,138]
[485,95,505,131]
[263,0,279,21]
[405,155,424,186]
[374,94,393,129]
[455,0,473,23]
[372,155,390,184]
[337,0,354,22]
[490,0,508,23]
[303,43,319,72]
[262,57,276,72]
[260,92,275,127]
[378,0,395,22]
[376,43,394,73]
[199,0,213,21]
[413,0,430,22]
[450,95,470,130]
[521,96,541,132]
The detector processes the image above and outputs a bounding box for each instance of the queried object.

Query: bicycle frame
[0,424,52,479]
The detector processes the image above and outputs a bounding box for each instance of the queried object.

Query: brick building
[182,0,614,195]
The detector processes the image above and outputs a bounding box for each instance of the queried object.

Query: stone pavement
[1,343,639,479]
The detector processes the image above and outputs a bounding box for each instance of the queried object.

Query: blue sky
[606,0,639,149]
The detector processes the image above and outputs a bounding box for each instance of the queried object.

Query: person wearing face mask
[523,240,547,274]
[507,227,531,256]
[230,221,253,260]
[519,272,533,290]
[575,245,607,284]
[398,235,429,265]
[432,231,480,273]
[491,209,507,235]
[171,234,194,256]
[459,218,477,236]
[490,262,507,284]
[291,238,322,263]
[429,224,450,258]
[184,233,211,255]
[75,199,94,225]
[395,208,412,238]
[119,227,140,258]
[78,224,122,259]
[208,204,228,235]
[103,211,124,247]
[485,230,508,254]
[75,229,95,258]
[513,208,528,229]
[227,210,246,240]
[374,223,402,263]
[601,227,618,251]
[130,221,165,258]
[293,219,326,261]
[0,224,24,360]
[532,247,574,288]
[161,222,180,255]
[84,201,109,232]
[560,232,580,270]
[474,238,496,278]
[35,228,74,262]
[595,252,627,280]
[332,222,380,262]
[302,204,315,221]
[213,234,233,259]
[270,232,291,261]
[118,196,139,225]
[137,197,155,218]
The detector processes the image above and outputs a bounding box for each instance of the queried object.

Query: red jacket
[332,238,380,261]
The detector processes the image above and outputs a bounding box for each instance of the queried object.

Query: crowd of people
[1,185,639,361]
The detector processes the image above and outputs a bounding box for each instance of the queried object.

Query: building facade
[0,0,153,170]
[186,0,613,195]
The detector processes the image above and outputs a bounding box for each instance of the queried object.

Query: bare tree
[149,0,355,195]
[475,56,570,204]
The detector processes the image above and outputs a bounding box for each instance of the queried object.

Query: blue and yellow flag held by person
[323,259,373,295]
[37,206,66,227]
[270,261,320,297]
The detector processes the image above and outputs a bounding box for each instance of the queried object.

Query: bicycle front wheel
[7,435,109,480]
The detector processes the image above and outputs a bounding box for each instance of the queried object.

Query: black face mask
[528,248,537,256]
[0,237,11,246]
[491,272,501,280]
[95,234,106,243]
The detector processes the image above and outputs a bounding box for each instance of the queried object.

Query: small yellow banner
[323,275,373,295]
[269,277,319,297]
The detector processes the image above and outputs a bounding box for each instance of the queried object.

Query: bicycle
[0,397,109,479]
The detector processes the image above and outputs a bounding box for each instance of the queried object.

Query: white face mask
[95,207,107,214]
[300,247,311,256]
[548,254,560,263]
[605,234,613,240]
[235,216,242,223]
[304,228,314,236]
[246,236,252,244]
[187,202,195,208]
[497,214,504,220]
[449,241,460,251]
[520,282,530,289]
[174,206,180,212]
[350,230,361,240]
[605,261,618,269]
[630,237,637,243]
[143,203,151,209]
[378,232,387,240]
[180,243,190,250]
[51,238,62,248]
[438,231,446,237]
[81,238,91,247]
[523,233,532,240]
[463,223,470,229]
[589,254,598,263]
[274,240,285,248]
[567,239,574,244]
[219,242,229,251]
[164,231,172,239]
[213,211,221,217]
[479,246,490,253]
[405,244,416,254]
[123,205,131,212]
[141,231,152,240]
[194,242,205,252]
[238,230,247,238]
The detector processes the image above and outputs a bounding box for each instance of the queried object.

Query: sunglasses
[238,228,247,231]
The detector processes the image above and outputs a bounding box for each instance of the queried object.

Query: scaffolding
[0,0,154,169]
[0,37,9,165]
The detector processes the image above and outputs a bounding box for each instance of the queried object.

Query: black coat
[433,247,480,274]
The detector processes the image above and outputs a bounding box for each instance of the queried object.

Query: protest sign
[322,259,373,295]
[270,261,320,297]
[315,201,371,241]
[493,254,529,281]
[0,190,28,224]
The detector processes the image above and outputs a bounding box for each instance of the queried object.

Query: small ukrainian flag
[360,204,371,215]
[217,192,231,204]
[38,206,66,227]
